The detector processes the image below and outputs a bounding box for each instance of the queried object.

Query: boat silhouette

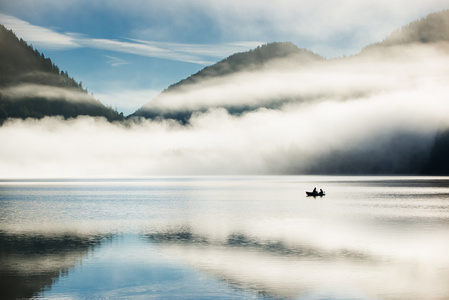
[306,190,325,197]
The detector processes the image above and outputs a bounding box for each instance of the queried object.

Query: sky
[1,0,449,115]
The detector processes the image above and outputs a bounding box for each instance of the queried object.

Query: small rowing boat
[306,191,325,197]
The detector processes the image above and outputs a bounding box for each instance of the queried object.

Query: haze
[1,40,448,178]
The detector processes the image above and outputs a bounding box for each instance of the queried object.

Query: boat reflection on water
[0,231,108,299]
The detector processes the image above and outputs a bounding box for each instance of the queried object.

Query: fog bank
[0,92,447,178]
[1,43,449,178]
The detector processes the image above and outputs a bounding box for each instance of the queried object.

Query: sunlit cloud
[0,90,447,178]
[1,10,449,178]
[138,42,449,116]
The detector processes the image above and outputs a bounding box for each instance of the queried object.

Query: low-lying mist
[139,42,449,114]
[1,43,449,178]
[0,83,95,103]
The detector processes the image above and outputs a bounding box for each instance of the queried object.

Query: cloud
[110,0,448,57]
[127,39,264,63]
[1,39,449,178]
[104,55,129,67]
[0,91,447,178]
[197,0,449,55]
[0,14,262,65]
[146,219,449,299]
[4,1,449,61]
[0,13,79,50]
[139,42,449,116]
[79,38,214,65]
[0,83,94,103]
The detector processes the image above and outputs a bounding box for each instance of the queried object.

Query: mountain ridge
[130,42,324,122]
[128,9,449,175]
[131,9,449,122]
[167,42,323,89]
[365,9,449,49]
[0,25,124,123]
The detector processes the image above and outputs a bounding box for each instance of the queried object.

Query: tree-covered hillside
[0,25,123,123]
[129,10,449,175]
[363,9,449,50]
[130,42,324,122]
[168,42,323,89]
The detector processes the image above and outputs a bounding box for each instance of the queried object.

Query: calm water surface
[1,176,449,299]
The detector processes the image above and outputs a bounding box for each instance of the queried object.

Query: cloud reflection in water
[1,177,449,299]
[145,217,449,299]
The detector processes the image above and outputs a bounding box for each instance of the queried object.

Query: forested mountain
[365,9,449,49]
[130,10,449,174]
[0,25,123,123]
[387,9,449,175]
[340,9,449,175]
[133,10,449,123]
[130,42,324,122]
[358,9,449,174]
[167,42,323,88]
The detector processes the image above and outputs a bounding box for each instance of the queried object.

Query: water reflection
[1,177,449,299]
[0,231,107,300]
[145,219,449,299]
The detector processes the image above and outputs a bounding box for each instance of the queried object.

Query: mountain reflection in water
[145,215,449,299]
[1,177,449,299]
[0,232,107,300]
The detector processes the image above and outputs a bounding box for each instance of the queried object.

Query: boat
[306,191,325,197]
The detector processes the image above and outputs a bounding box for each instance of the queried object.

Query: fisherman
[319,189,324,195]
[313,187,317,193]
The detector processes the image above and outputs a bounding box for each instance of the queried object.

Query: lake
[1,176,449,299]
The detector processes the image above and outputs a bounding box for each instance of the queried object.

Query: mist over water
[0,96,445,177]
[1,42,449,177]
[1,176,449,299]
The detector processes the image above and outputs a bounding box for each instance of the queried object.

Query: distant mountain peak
[130,42,323,121]
[364,9,449,51]
[164,42,324,90]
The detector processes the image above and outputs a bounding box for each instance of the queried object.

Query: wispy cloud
[2,1,449,59]
[0,13,79,50]
[79,37,215,65]
[129,39,264,60]
[0,13,262,65]
[104,55,129,67]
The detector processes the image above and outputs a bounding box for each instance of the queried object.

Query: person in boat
[319,189,324,195]
[313,187,317,193]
